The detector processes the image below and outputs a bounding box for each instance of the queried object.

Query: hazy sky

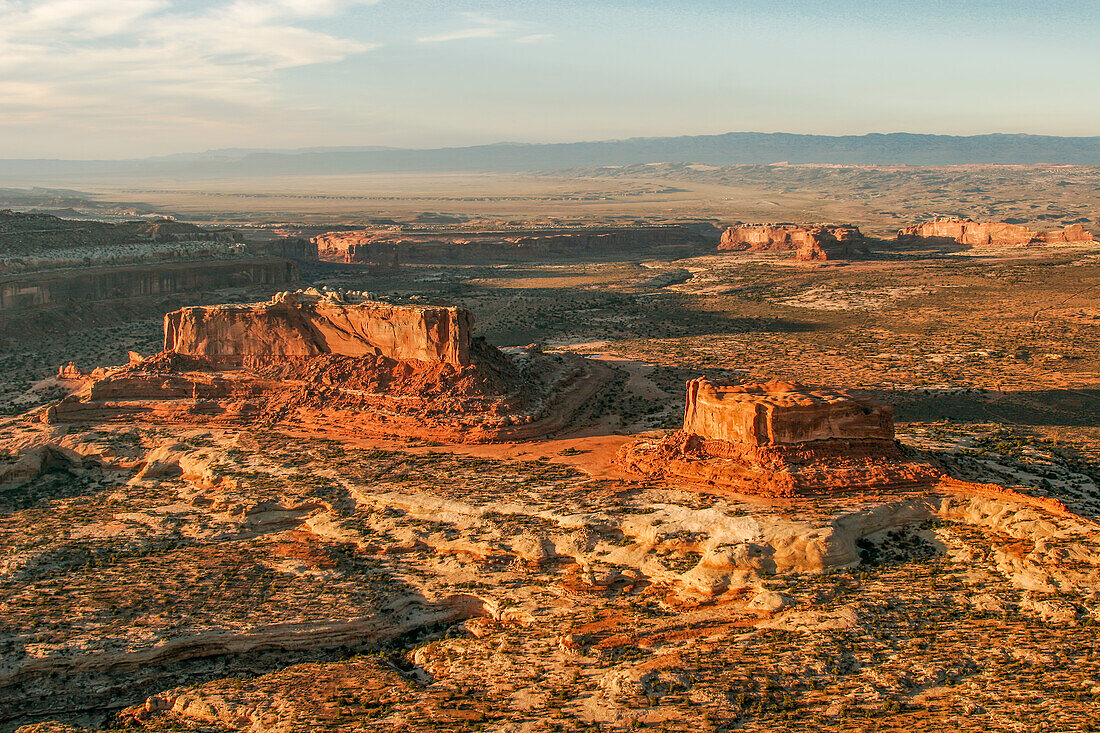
[0,0,1096,158]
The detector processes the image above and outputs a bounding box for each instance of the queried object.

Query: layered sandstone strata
[619,378,937,496]
[897,219,1094,247]
[718,224,867,261]
[163,291,472,367]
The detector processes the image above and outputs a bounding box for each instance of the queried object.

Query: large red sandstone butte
[47,291,610,443]
[164,291,472,367]
[897,219,1094,247]
[618,378,936,496]
[718,224,867,261]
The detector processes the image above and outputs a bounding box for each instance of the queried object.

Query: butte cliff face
[683,378,894,445]
[718,224,868,261]
[619,378,935,496]
[163,291,472,367]
[897,219,1095,247]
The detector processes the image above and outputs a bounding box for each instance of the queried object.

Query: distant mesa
[314,224,713,265]
[311,231,400,269]
[617,377,938,496]
[47,289,608,443]
[0,210,240,253]
[718,224,868,261]
[0,210,314,335]
[897,219,1095,247]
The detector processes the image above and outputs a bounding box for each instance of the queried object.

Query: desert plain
[1,164,1100,733]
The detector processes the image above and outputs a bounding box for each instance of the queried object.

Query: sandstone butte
[617,377,928,496]
[164,290,472,367]
[718,223,868,261]
[619,378,1073,514]
[46,290,609,444]
[897,219,1095,247]
[683,378,894,445]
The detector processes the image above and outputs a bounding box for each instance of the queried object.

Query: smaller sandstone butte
[164,290,472,367]
[618,378,936,496]
[684,378,893,445]
[897,219,1095,247]
[718,224,868,261]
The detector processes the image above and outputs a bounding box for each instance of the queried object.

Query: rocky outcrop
[897,219,1095,247]
[163,291,473,367]
[619,378,937,496]
[718,224,868,261]
[684,378,893,445]
[0,443,98,486]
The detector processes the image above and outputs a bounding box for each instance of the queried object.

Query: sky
[0,0,1097,158]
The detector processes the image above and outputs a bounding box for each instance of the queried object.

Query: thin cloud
[515,33,553,44]
[418,27,504,44]
[417,13,545,45]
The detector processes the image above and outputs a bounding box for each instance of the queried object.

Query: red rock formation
[1038,223,1094,244]
[163,291,472,367]
[311,232,399,269]
[46,294,610,444]
[618,378,937,497]
[684,378,893,445]
[57,362,86,380]
[897,219,1094,247]
[718,224,867,261]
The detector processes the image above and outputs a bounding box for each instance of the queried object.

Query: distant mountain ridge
[2,132,1098,179]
